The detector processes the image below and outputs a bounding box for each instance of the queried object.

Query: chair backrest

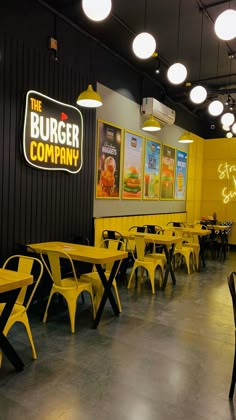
[40,250,78,287]
[133,235,155,262]
[102,230,124,249]
[166,222,185,227]
[2,255,44,309]
[228,271,236,327]
[143,224,162,234]
[99,239,125,273]
[158,228,178,237]
[128,225,146,233]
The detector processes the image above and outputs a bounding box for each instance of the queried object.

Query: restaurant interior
[1,1,236,419]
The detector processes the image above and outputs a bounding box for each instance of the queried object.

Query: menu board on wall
[96,119,122,198]
[143,138,161,199]
[122,130,143,199]
[160,144,175,199]
[175,149,188,200]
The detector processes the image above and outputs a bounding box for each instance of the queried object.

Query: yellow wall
[186,134,204,223]
[200,137,236,243]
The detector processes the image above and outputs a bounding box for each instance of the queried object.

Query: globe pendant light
[221,112,235,126]
[226,131,233,138]
[142,115,161,131]
[82,0,112,22]
[222,124,230,131]
[167,63,187,85]
[132,1,156,59]
[208,100,224,116]
[77,84,103,108]
[190,12,207,104]
[232,123,236,134]
[132,32,156,59]
[167,0,187,85]
[190,85,207,104]
[214,9,236,41]
[178,131,194,143]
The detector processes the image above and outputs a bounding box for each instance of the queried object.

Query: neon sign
[218,162,236,203]
[23,90,83,173]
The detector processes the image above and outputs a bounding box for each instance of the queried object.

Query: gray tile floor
[1,252,236,420]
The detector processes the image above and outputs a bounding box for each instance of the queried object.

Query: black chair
[227,271,236,399]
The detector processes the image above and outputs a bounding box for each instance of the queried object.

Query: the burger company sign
[23,90,83,173]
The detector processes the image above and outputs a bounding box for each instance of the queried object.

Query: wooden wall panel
[0,33,95,263]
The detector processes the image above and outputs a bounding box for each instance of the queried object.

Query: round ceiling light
[226,131,233,138]
[222,124,230,131]
[214,9,236,41]
[232,123,236,134]
[167,63,187,85]
[190,85,207,104]
[82,0,112,21]
[208,100,224,116]
[221,112,235,126]
[132,32,156,59]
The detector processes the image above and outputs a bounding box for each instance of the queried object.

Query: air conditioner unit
[141,97,176,126]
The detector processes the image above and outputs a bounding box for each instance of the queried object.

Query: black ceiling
[39,0,236,138]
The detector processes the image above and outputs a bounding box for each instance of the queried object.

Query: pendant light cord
[144,0,147,30]
[199,10,203,81]
[176,0,181,60]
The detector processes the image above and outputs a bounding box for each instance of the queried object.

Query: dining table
[28,241,128,328]
[120,230,180,290]
[0,268,33,371]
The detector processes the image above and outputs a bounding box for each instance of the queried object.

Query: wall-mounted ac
[141,97,176,126]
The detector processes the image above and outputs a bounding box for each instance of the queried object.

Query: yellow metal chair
[127,234,165,294]
[83,239,124,313]
[173,235,194,274]
[40,250,95,333]
[182,232,200,271]
[0,255,44,366]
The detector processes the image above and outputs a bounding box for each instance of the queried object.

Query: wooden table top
[28,242,128,264]
[0,268,33,293]
[121,231,180,245]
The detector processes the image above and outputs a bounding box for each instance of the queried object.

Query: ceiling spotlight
[226,131,233,138]
[190,85,207,104]
[167,63,187,85]
[214,9,236,41]
[132,32,156,59]
[221,112,235,126]
[155,60,161,74]
[208,100,224,116]
[82,0,112,21]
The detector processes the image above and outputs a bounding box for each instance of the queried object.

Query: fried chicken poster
[96,120,122,198]
[122,131,143,199]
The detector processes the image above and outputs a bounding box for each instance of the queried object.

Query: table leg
[161,244,176,290]
[0,288,24,371]
[93,260,120,329]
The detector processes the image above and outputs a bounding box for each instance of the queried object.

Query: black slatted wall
[0,27,96,262]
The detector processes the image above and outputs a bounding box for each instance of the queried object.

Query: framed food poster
[122,130,143,199]
[175,149,188,200]
[143,138,161,199]
[96,119,122,198]
[160,144,175,199]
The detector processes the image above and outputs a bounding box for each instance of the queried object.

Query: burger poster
[175,149,187,200]
[122,130,143,199]
[143,139,161,199]
[96,120,122,198]
[160,145,175,199]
